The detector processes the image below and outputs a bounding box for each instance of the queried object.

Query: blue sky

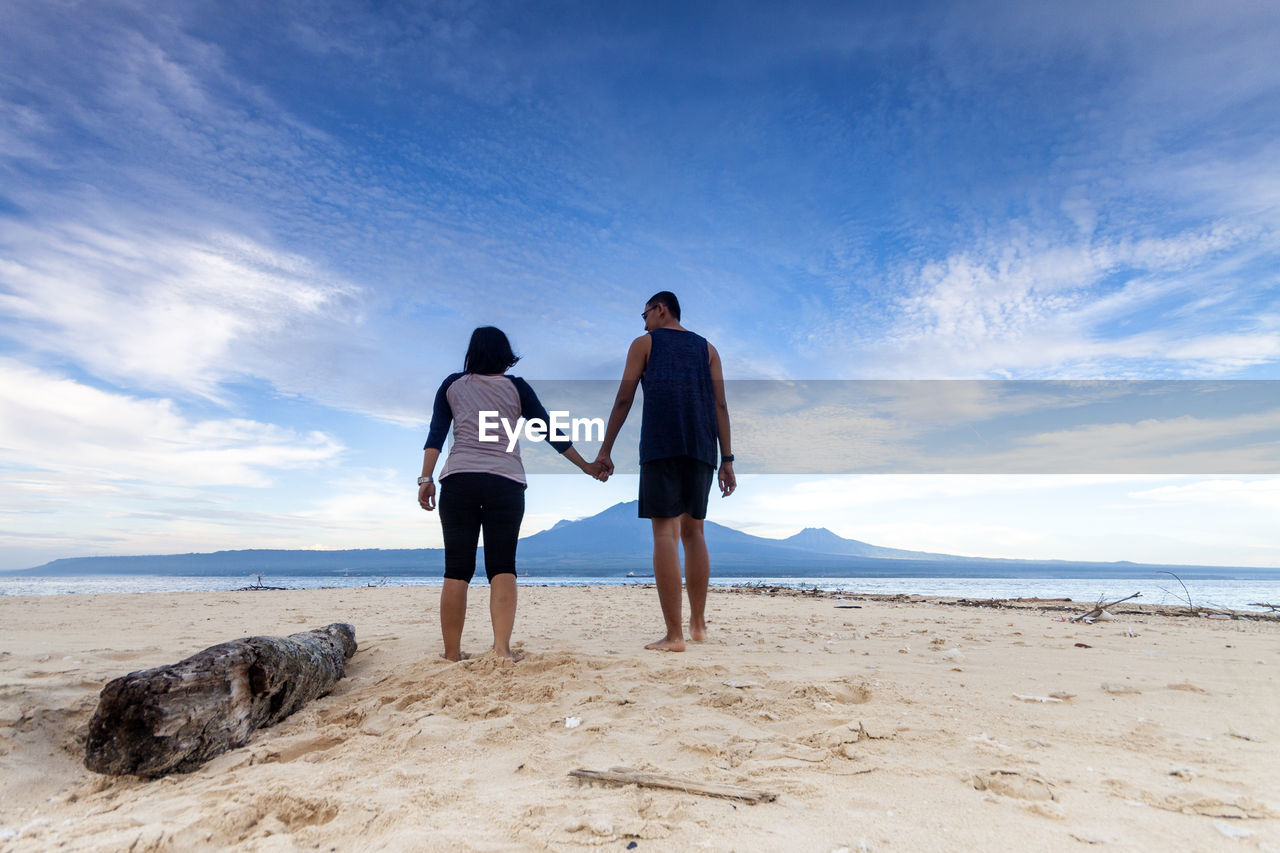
[1,0,1278,571]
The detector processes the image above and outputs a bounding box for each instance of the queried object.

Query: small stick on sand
[569,767,777,804]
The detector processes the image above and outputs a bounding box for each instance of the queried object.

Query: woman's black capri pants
[438,472,525,583]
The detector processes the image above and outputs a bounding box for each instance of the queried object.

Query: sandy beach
[1,585,1277,851]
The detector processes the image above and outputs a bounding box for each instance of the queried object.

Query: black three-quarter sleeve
[510,377,572,454]
[424,373,462,450]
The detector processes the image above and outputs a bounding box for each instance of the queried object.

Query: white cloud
[0,215,358,399]
[1130,479,1280,510]
[0,359,342,486]
[298,468,437,547]
[867,223,1280,377]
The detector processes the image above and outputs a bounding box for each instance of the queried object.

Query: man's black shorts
[638,456,714,519]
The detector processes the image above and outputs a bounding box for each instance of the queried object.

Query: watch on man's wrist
[720,455,734,464]
[417,476,433,485]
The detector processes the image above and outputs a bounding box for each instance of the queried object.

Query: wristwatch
[720,455,734,464]
[417,476,433,485]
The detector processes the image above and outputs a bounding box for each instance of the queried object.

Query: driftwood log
[85,623,357,777]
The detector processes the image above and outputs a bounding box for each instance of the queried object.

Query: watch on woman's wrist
[417,476,433,485]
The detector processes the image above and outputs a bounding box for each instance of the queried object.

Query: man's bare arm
[597,335,650,471]
[709,343,735,497]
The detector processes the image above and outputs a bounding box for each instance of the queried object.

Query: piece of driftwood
[85,623,357,777]
[1072,592,1141,622]
[569,766,777,804]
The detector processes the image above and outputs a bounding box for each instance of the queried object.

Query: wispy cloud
[0,359,343,486]
[833,223,1280,378]
[0,213,359,400]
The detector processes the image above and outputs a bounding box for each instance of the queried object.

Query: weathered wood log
[85,623,356,777]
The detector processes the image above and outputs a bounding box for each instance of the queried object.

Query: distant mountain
[779,527,964,561]
[22,548,441,578]
[10,501,1277,580]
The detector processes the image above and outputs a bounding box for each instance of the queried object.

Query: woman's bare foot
[644,635,686,652]
[493,647,525,662]
[440,650,470,662]
[689,621,707,642]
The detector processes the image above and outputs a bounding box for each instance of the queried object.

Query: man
[596,291,735,652]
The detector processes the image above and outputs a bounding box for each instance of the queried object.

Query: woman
[418,327,601,661]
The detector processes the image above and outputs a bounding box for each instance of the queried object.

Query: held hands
[418,481,436,511]
[584,455,611,482]
[593,452,614,482]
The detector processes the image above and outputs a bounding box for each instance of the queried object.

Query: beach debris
[1012,694,1063,703]
[1166,683,1208,694]
[85,623,357,777]
[1101,682,1141,695]
[1049,691,1076,701]
[1157,570,1197,614]
[811,719,888,749]
[565,716,582,728]
[1072,593,1140,623]
[1074,642,1093,648]
[722,680,763,689]
[1228,730,1261,742]
[1068,831,1110,845]
[569,766,777,804]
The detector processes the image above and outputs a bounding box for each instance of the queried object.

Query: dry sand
[1,585,1277,851]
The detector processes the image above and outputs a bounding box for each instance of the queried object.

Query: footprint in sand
[971,769,1057,802]
[260,734,348,763]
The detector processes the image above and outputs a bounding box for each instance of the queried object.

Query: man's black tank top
[639,328,718,467]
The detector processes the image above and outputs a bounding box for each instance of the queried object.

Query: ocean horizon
[3,573,1278,612]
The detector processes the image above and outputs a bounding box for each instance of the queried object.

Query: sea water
[2,573,1277,612]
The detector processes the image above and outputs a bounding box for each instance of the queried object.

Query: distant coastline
[7,501,1279,582]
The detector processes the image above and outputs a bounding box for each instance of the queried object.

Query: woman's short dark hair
[646,290,681,320]
[463,326,520,375]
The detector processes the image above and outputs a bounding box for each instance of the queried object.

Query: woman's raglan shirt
[424,373,572,486]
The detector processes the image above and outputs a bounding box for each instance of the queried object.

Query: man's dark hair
[463,326,520,374]
[646,291,681,320]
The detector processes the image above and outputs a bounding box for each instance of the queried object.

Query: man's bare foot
[494,649,525,662]
[440,650,470,662]
[689,622,707,642]
[644,635,686,652]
